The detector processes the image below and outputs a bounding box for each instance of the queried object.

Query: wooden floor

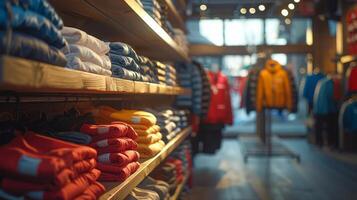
[186,138,357,200]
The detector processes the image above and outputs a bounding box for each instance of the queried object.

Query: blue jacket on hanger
[340,99,357,133]
[313,77,337,115]
[0,4,66,48]
[303,73,325,107]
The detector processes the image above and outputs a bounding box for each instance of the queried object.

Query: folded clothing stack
[0,133,105,200]
[86,106,166,159]
[165,65,177,86]
[155,61,167,85]
[138,56,159,83]
[140,0,162,26]
[175,63,193,108]
[61,27,112,76]
[150,162,178,195]
[173,29,188,53]
[126,176,170,200]
[0,0,67,66]
[170,140,192,183]
[80,123,140,182]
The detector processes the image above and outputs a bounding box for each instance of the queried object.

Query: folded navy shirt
[0,31,67,66]
[112,64,142,81]
[0,4,66,48]
[109,42,139,63]
[109,53,141,72]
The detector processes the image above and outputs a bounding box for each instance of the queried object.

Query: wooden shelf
[170,173,189,200]
[0,56,191,96]
[99,127,192,200]
[165,0,187,32]
[49,0,189,62]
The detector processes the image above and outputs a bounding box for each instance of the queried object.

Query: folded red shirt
[25,169,101,200]
[10,133,97,162]
[90,138,137,150]
[167,159,184,183]
[74,182,105,200]
[80,123,138,140]
[1,159,97,194]
[0,146,72,183]
[94,142,137,155]
[97,150,139,166]
[97,162,140,182]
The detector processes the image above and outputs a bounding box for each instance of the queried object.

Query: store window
[265,18,312,45]
[186,19,224,45]
[224,19,264,45]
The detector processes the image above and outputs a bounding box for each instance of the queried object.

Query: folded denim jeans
[66,56,112,76]
[67,44,111,70]
[17,0,63,29]
[109,53,140,72]
[109,42,139,62]
[112,64,141,81]
[0,5,66,48]
[62,27,109,55]
[0,31,67,66]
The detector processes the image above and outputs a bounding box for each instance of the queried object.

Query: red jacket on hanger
[204,71,233,125]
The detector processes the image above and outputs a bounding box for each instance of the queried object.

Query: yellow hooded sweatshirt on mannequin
[256,60,293,112]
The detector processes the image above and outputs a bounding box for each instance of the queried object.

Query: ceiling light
[285,18,291,25]
[281,9,289,17]
[249,7,256,14]
[200,4,207,11]
[258,4,266,11]
[240,8,247,14]
[294,0,300,3]
[288,3,295,10]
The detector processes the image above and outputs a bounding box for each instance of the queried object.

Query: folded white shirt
[62,26,109,55]
[66,56,112,76]
[66,44,111,70]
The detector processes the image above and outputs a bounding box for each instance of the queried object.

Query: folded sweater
[66,56,112,76]
[97,150,139,166]
[137,140,165,158]
[62,27,109,55]
[81,123,138,141]
[66,44,111,70]
[136,132,162,144]
[97,162,140,182]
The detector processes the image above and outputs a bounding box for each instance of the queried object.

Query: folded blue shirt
[109,53,141,72]
[112,64,142,81]
[17,0,63,29]
[0,31,67,66]
[0,5,66,48]
[109,42,139,62]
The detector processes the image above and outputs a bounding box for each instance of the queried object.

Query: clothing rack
[242,109,300,163]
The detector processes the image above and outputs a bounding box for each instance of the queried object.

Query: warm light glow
[306,26,313,45]
[200,4,207,11]
[240,8,247,14]
[258,5,266,11]
[294,0,300,3]
[281,9,289,16]
[285,18,291,24]
[249,7,256,14]
[288,3,295,10]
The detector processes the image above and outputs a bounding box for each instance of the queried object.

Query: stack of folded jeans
[61,27,112,76]
[150,162,178,195]
[85,106,166,158]
[173,110,189,129]
[109,42,147,81]
[79,123,140,182]
[126,176,171,200]
[0,0,67,66]
[140,0,162,26]
[155,61,167,85]
[165,65,177,86]
[138,56,159,83]
[0,133,105,200]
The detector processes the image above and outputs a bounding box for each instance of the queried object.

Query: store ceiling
[186,0,316,19]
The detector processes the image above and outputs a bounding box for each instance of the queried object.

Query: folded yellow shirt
[138,140,165,158]
[87,106,157,126]
[136,132,162,144]
[131,125,160,136]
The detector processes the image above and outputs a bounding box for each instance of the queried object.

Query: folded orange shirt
[90,138,137,151]
[136,132,162,144]
[132,125,160,136]
[97,150,139,166]
[137,140,165,158]
[98,162,140,182]
[25,169,102,200]
[80,123,138,140]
